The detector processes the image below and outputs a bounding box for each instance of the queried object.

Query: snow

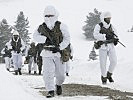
[0,0,133,99]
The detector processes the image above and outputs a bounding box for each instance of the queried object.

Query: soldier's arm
[59,23,70,50]
[93,24,106,41]
[33,28,47,43]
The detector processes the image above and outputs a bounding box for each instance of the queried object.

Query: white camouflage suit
[8,31,25,71]
[1,42,11,70]
[33,6,70,91]
[93,12,117,77]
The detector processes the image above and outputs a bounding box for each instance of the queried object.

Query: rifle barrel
[118,41,126,48]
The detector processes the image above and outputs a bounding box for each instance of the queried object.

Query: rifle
[102,27,126,48]
[110,32,126,48]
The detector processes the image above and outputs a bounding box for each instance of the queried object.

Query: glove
[105,32,114,40]
[70,56,73,60]
[25,56,30,61]
[51,47,60,53]
[17,50,21,53]
[113,38,119,46]
[22,49,25,53]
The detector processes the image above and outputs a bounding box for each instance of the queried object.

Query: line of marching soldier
[1,30,44,75]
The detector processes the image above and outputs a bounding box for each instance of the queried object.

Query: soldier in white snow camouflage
[33,6,70,98]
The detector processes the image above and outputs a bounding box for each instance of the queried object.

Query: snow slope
[0,0,133,99]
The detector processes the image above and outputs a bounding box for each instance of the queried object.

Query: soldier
[36,43,43,75]
[25,42,37,74]
[8,30,25,75]
[33,6,70,98]
[93,12,119,84]
[1,43,12,71]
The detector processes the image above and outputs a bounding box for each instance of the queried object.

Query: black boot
[66,73,69,76]
[107,71,114,82]
[6,68,9,71]
[56,85,62,95]
[15,70,18,75]
[46,90,54,98]
[34,71,37,75]
[101,76,107,84]
[38,70,41,75]
[29,70,31,74]
[18,68,22,75]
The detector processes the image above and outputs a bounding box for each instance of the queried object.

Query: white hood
[100,12,111,28]
[43,6,59,29]
[13,30,19,36]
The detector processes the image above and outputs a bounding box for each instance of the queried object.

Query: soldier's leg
[17,54,23,75]
[107,47,117,82]
[43,57,55,91]
[99,49,108,77]
[55,57,65,95]
[4,57,10,71]
[33,60,37,74]
[28,57,33,74]
[38,57,42,75]
[99,49,108,84]
[12,54,18,75]
[108,47,117,73]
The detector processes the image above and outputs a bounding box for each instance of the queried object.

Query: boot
[29,70,31,74]
[56,85,62,95]
[15,70,18,75]
[66,73,69,76]
[6,68,9,71]
[34,71,37,75]
[18,68,22,75]
[107,71,114,82]
[38,70,41,75]
[101,76,107,84]
[46,90,54,98]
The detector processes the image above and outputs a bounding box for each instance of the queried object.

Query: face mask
[44,15,58,28]
[104,18,111,24]
[13,36,18,41]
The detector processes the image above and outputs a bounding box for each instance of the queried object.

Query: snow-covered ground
[0,0,133,99]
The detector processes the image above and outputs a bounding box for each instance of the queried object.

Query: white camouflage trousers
[42,56,65,91]
[4,57,11,69]
[28,57,37,71]
[99,45,117,77]
[12,53,22,70]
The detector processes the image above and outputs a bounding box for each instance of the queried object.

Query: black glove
[17,50,21,53]
[25,56,30,61]
[22,49,25,53]
[105,32,114,40]
[113,38,119,46]
[70,56,73,60]
[51,47,60,53]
